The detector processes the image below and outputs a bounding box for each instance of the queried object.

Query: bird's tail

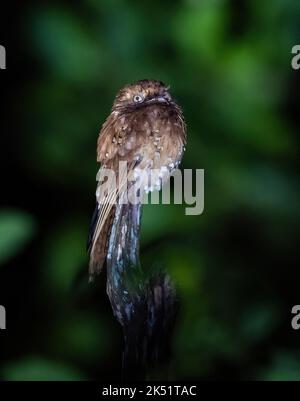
[88,204,115,279]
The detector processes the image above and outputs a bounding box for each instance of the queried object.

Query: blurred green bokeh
[1,0,300,380]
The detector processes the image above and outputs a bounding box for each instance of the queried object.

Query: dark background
[0,0,300,380]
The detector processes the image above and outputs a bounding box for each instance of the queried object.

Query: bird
[88,79,186,280]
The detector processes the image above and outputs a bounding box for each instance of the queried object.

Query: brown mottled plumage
[88,79,186,277]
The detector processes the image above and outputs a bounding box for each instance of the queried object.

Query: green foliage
[41,221,87,294]
[0,210,36,265]
[258,351,300,381]
[3,357,84,381]
[2,0,300,381]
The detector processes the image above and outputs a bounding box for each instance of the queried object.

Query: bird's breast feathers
[97,104,185,173]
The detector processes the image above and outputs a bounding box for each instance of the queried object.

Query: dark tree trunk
[106,202,178,380]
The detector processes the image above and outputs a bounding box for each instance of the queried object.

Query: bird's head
[112,79,175,112]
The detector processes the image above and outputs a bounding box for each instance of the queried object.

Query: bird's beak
[146,96,169,105]
[155,96,168,104]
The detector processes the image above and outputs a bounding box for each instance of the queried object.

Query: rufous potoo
[88,79,186,279]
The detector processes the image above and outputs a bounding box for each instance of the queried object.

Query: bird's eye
[133,94,144,103]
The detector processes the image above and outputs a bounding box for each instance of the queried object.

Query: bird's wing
[88,114,144,277]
